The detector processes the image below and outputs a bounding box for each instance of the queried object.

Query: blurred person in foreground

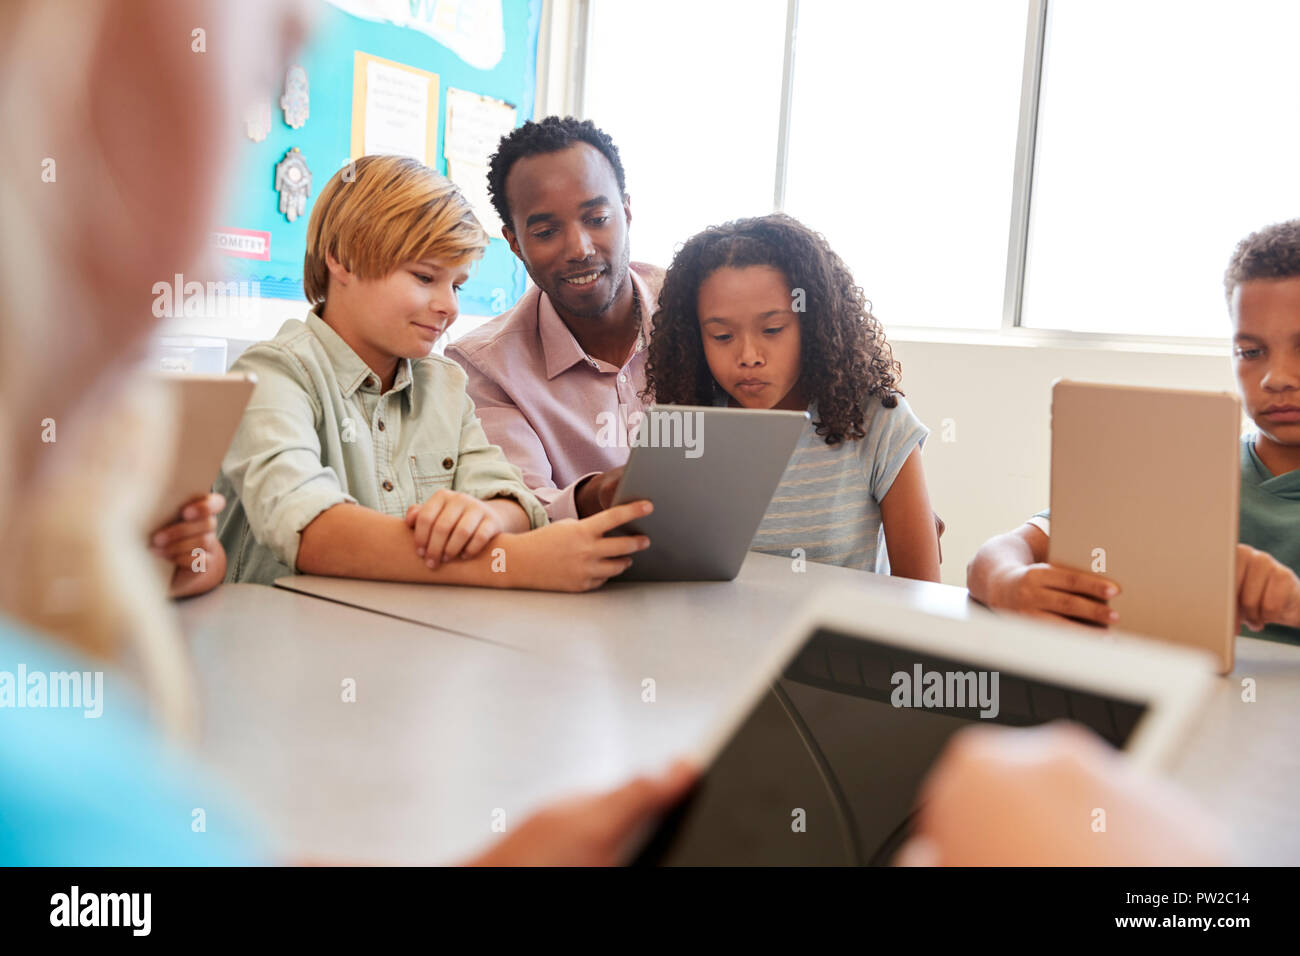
[0,0,687,866]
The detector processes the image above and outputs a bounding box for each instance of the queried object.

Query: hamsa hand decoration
[275,147,311,223]
[280,64,309,130]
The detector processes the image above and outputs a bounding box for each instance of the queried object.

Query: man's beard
[548,239,631,320]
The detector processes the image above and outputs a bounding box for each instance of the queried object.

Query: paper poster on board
[350,52,439,166]
[445,88,517,236]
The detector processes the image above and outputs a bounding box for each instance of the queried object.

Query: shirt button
[382,480,394,491]
[618,374,627,383]
[377,420,385,431]
[442,457,454,470]
[366,376,377,389]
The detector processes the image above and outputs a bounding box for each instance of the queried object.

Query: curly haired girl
[644,214,939,579]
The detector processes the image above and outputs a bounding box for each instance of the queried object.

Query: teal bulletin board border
[219,0,542,317]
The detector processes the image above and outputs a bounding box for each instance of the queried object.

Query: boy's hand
[405,490,503,569]
[1235,543,1300,632]
[497,500,654,592]
[466,760,697,866]
[987,563,1119,627]
[149,493,225,568]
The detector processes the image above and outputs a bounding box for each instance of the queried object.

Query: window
[1022,0,1300,337]
[783,0,1026,330]
[579,0,1296,341]
[584,0,788,270]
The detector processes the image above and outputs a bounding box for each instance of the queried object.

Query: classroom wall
[889,336,1237,586]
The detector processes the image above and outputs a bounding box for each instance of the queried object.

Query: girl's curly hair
[643,213,901,445]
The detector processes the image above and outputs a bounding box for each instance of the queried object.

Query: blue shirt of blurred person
[0,617,263,865]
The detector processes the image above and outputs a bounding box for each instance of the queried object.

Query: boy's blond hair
[304,155,489,304]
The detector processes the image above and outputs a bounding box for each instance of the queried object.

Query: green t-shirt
[1239,435,1300,645]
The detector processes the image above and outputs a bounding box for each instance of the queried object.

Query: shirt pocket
[409,450,458,498]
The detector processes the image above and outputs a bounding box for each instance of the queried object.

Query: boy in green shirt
[969,219,1300,643]
[216,155,651,590]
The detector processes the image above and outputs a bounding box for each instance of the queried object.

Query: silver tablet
[608,404,809,582]
[1049,380,1241,673]
[632,585,1216,865]
[147,372,256,532]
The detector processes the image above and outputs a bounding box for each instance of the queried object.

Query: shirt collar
[394,358,417,414]
[306,308,415,406]
[538,268,655,380]
[1244,433,1300,495]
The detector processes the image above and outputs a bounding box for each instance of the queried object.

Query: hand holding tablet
[631,585,1216,865]
[608,405,808,581]
[147,372,256,532]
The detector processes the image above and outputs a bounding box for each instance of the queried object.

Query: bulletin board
[217,0,542,317]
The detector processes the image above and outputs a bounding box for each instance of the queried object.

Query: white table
[175,553,1300,864]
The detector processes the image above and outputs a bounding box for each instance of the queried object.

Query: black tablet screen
[634,626,1148,866]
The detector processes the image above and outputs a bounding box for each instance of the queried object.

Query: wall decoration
[325,0,505,70]
[274,147,312,223]
[444,88,516,237]
[280,64,310,129]
[350,52,438,166]
[244,99,272,142]
[211,227,272,261]
[217,0,541,315]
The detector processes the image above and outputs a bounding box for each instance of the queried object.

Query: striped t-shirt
[751,396,928,571]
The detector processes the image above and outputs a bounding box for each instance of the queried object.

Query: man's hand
[467,760,696,866]
[987,562,1120,627]
[1236,543,1300,632]
[575,465,626,519]
[405,490,504,569]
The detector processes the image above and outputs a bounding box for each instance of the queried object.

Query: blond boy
[216,155,650,590]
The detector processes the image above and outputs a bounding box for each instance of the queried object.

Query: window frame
[566,0,1232,350]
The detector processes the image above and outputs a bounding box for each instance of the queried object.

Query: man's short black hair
[487,116,627,230]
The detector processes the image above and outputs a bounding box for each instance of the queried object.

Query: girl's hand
[497,500,654,592]
[1235,543,1300,632]
[405,490,503,569]
[988,562,1119,628]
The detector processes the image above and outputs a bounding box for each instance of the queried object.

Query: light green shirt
[216,311,547,585]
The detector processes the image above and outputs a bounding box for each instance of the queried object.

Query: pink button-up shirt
[446,266,656,520]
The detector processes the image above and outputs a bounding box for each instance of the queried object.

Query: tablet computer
[608,404,809,581]
[1049,380,1241,673]
[630,585,1216,865]
[146,372,256,533]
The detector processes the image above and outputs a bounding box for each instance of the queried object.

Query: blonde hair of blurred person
[0,0,309,738]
